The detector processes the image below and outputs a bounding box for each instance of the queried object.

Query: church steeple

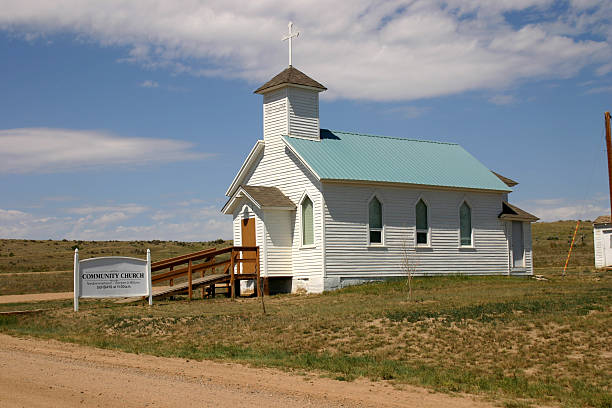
[254,22,326,142]
[255,66,326,142]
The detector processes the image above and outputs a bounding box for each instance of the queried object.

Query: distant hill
[0,239,232,274]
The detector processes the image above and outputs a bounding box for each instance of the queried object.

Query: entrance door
[603,230,612,266]
[512,221,524,268]
[241,217,256,273]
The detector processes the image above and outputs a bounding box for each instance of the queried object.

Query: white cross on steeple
[282,21,299,66]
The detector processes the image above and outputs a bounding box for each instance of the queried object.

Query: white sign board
[73,249,152,311]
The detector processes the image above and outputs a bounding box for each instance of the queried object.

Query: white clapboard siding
[287,87,319,140]
[241,131,324,288]
[263,89,288,141]
[233,201,266,274]
[594,226,605,268]
[524,222,533,274]
[323,183,513,277]
[263,209,293,276]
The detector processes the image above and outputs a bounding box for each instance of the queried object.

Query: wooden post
[169,266,174,287]
[188,259,193,301]
[563,220,580,277]
[606,111,612,222]
[201,257,207,299]
[255,247,261,298]
[230,249,235,300]
[256,247,266,314]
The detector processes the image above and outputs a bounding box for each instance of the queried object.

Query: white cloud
[585,85,612,94]
[517,196,608,222]
[176,198,206,207]
[90,212,130,226]
[0,1,610,101]
[139,79,159,88]
[488,94,517,105]
[0,208,29,221]
[0,204,231,241]
[0,128,211,174]
[68,204,148,216]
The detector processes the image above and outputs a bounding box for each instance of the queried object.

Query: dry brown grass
[1,271,610,407]
[532,220,594,268]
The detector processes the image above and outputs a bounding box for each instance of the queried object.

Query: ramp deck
[118,246,261,303]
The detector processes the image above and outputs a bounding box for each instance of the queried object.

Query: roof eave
[320,178,512,193]
[492,171,519,188]
[499,214,540,222]
[254,83,327,95]
[225,140,265,197]
[498,201,539,222]
[222,186,262,215]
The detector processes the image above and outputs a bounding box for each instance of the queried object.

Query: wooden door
[241,217,256,273]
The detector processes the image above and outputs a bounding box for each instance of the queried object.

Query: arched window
[301,195,314,246]
[416,199,428,245]
[368,196,383,244]
[460,202,472,246]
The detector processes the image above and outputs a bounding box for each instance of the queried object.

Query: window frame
[458,199,474,248]
[299,193,315,248]
[367,194,384,246]
[415,197,431,247]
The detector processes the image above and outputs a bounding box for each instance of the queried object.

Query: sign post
[147,249,152,306]
[74,248,79,312]
[73,249,153,311]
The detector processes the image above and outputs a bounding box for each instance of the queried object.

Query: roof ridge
[325,129,459,146]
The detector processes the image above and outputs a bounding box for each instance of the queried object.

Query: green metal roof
[283,130,511,192]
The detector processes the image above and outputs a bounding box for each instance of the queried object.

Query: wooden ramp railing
[150,246,260,301]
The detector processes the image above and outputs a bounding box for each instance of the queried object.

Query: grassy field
[0,271,610,407]
[0,238,231,274]
[0,239,232,295]
[0,222,610,406]
[532,221,594,268]
[0,220,596,294]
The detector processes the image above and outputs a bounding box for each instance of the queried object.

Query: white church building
[222,64,539,293]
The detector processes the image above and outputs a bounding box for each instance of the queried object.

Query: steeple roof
[254,66,327,94]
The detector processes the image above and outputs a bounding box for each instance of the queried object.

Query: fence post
[188,259,193,301]
[256,247,261,298]
[230,249,235,300]
[257,246,266,314]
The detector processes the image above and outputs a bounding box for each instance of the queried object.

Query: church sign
[73,249,152,311]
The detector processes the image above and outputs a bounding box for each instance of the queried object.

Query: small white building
[222,65,539,293]
[593,216,612,268]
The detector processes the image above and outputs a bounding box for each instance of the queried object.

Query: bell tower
[254,22,326,142]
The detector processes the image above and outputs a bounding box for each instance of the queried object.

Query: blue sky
[1,0,611,240]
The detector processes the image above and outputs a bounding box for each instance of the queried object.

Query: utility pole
[606,111,612,221]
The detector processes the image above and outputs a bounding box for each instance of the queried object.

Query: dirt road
[0,334,494,408]
[0,292,73,304]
